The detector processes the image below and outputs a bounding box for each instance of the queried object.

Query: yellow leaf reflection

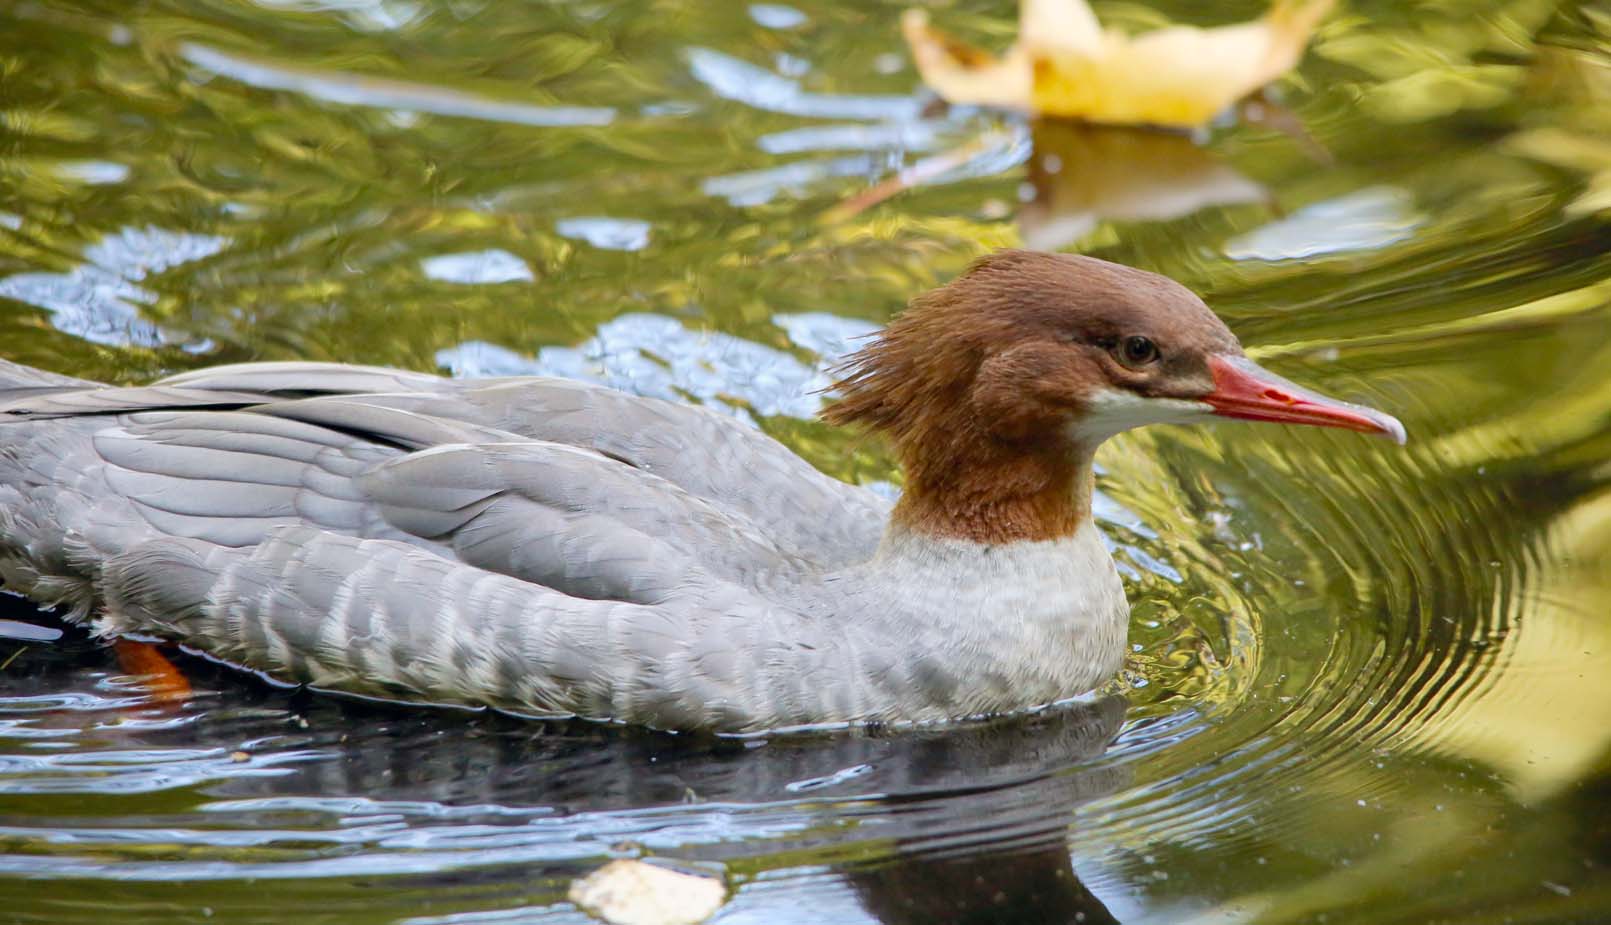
[1021,122,1267,250]
[825,122,1267,251]
[901,0,1333,128]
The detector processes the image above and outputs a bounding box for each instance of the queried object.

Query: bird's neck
[889,436,1096,545]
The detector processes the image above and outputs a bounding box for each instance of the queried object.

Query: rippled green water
[2,0,1610,922]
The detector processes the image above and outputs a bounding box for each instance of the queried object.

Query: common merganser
[0,250,1403,732]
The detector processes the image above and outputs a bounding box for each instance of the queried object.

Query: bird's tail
[0,358,97,390]
[0,359,98,406]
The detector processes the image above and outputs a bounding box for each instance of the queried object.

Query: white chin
[1067,388,1213,446]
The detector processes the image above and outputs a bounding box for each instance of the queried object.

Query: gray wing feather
[360,442,801,598]
[256,396,517,449]
[154,361,446,394]
[0,386,275,419]
[93,429,325,486]
[343,379,890,564]
[71,399,537,550]
[119,409,388,451]
[80,412,417,549]
[5,363,886,564]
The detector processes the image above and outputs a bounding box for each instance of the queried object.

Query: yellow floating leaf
[902,0,1334,129]
[901,11,1030,112]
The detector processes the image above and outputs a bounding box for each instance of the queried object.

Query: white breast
[857,520,1131,718]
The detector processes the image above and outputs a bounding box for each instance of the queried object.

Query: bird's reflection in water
[1020,121,1267,252]
[276,690,1132,923]
[833,698,1128,925]
[854,849,1118,925]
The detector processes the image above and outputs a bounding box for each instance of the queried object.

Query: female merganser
[0,250,1403,732]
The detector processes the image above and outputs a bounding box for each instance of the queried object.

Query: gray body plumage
[0,359,1128,732]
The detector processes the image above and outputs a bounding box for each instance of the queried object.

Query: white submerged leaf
[568,859,726,925]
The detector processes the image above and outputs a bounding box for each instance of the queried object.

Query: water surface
[2,1,1610,922]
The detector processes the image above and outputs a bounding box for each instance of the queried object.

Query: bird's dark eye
[1116,335,1160,369]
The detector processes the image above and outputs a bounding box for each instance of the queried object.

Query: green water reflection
[1,1,1609,922]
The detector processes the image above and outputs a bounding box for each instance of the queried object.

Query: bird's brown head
[824,249,1404,543]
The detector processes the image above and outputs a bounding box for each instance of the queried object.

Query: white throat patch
[1069,388,1213,446]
